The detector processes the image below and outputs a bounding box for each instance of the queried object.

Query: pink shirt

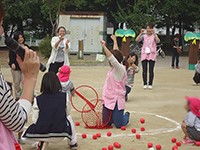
[141,34,157,61]
[0,122,21,150]
[103,55,127,110]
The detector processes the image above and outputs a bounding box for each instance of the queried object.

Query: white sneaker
[148,85,153,89]
[193,82,198,86]
[143,85,148,89]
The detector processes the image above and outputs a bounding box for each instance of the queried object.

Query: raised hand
[140,29,145,34]
[100,40,106,47]
[110,35,117,41]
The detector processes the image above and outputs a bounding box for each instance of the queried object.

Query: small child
[23,72,77,150]
[182,96,200,144]
[193,57,200,85]
[125,52,139,101]
[57,65,77,149]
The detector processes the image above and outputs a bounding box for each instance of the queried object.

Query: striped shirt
[0,71,31,132]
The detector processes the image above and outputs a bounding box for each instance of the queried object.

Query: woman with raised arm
[136,23,160,90]
[101,35,130,128]
[0,3,40,149]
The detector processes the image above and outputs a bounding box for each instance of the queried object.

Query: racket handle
[75,90,95,110]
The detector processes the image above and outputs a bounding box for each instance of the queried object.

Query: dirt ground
[1,53,200,150]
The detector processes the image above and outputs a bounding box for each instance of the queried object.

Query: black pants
[193,72,200,84]
[142,60,155,86]
[172,51,180,67]
[48,62,64,74]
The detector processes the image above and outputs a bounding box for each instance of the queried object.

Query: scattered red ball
[147,142,153,148]
[92,134,97,140]
[131,128,136,133]
[82,133,87,139]
[113,142,121,148]
[176,141,181,147]
[108,145,114,150]
[136,134,141,139]
[96,133,101,138]
[156,144,162,150]
[140,118,145,124]
[102,147,107,150]
[140,127,145,131]
[196,141,200,146]
[75,121,80,126]
[171,138,177,143]
[172,145,179,150]
[121,126,126,130]
[107,131,112,137]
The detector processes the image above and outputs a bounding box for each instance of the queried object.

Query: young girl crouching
[182,96,200,144]
[23,72,77,150]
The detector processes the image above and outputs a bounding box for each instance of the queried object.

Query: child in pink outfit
[136,23,160,89]
[100,35,130,128]
[182,96,200,144]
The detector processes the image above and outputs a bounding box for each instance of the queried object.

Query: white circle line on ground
[75,111,181,138]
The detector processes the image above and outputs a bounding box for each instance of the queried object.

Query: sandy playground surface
[1,54,200,150]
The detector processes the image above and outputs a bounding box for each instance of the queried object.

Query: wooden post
[78,40,84,59]
[121,37,131,60]
[188,40,200,70]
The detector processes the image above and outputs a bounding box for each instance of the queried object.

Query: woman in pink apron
[136,23,160,89]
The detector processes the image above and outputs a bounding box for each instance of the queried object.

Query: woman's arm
[0,48,40,132]
[136,29,145,42]
[110,35,119,50]
[51,36,63,49]
[154,34,160,43]
[100,40,112,58]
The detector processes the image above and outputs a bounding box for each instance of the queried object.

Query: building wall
[59,13,107,53]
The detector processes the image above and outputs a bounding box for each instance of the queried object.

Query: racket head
[81,99,112,129]
[70,85,99,113]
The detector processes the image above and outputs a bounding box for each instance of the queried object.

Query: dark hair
[57,26,66,33]
[40,72,62,94]
[13,31,25,44]
[110,50,123,63]
[130,52,139,66]
[147,22,154,29]
[0,2,4,20]
[174,33,180,38]
[123,52,139,69]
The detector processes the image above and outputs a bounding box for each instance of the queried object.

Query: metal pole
[78,40,84,59]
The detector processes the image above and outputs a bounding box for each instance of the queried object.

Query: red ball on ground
[102,147,107,150]
[171,138,177,143]
[96,133,101,138]
[113,142,121,148]
[131,128,136,133]
[147,142,153,148]
[196,141,200,146]
[156,144,162,150]
[121,126,126,130]
[176,141,181,147]
[107,131,112,137]
[75,122,80,126]
[140,118,145,124]
[108,145,114,150]
[82,134,87,139]
[136,134,141,139]
[172,145,179,150]
[92,134,97,140]
[140,127,145,131]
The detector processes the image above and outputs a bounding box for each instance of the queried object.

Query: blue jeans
[102,103,129,128]
[125,85,131,98]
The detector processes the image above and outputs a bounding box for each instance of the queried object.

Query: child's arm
[132,63,139,73]
[110,35,119,50]
[136,29,144,42]
[70,82,75,97]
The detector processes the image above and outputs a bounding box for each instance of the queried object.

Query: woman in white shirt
[47,27,70,73]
